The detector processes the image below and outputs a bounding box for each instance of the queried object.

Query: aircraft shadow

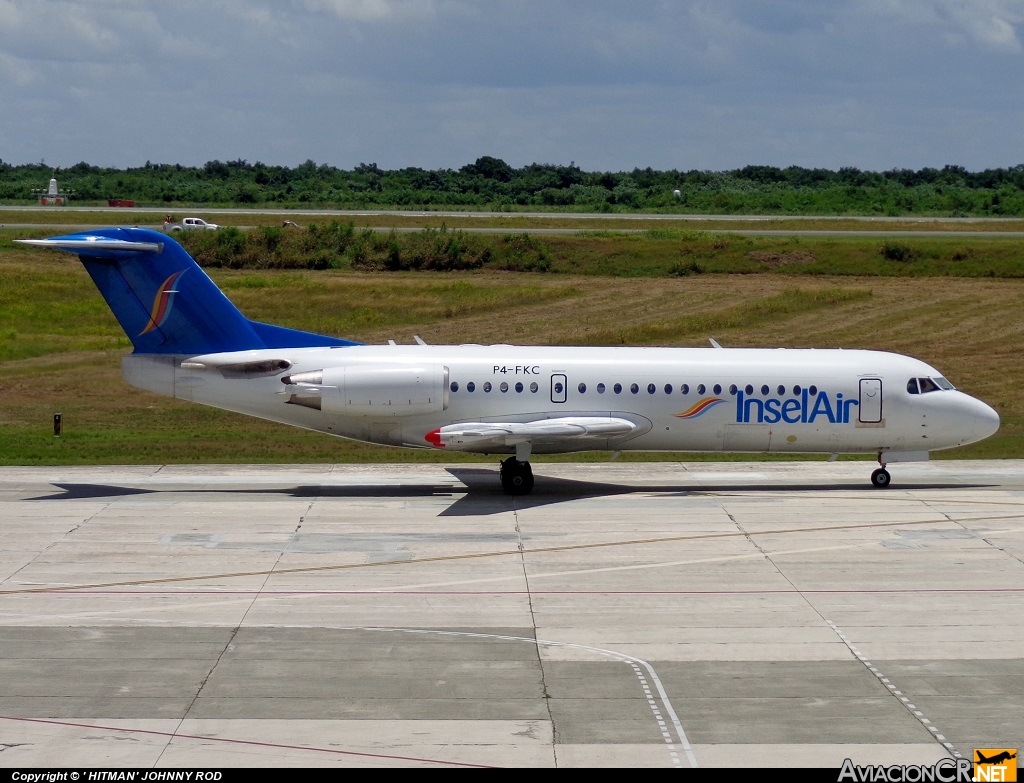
[441,468,994,515]
[27,468,995,517]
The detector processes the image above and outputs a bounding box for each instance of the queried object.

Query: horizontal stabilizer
[17,237,163,254]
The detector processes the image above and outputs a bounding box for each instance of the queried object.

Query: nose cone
[972,398,1000,443]
[929,392,1000,449]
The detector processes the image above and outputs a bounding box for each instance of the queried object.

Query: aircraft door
[859,378,883,423]
[551,373,567,404]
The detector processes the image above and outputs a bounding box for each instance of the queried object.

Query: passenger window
[664,384,672,394]
[907,378,919,395]
[450,382,459,392]
[681,384,689,394]
[597,382,605,394]
[530,382,538,393]
[647,383,656,394]
[614,383,622,394]
[515,382,524,393]
[630,383,639,394]
[467,382,475,392]
[483,382,492,392]
[729,384,737,395]
[500,382,509,393]
[578,382,587,394]
[697,384,706,394]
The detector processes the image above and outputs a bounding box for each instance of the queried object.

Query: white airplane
[19,227,1000,494]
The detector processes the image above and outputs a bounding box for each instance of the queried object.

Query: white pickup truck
[163,217,219,232]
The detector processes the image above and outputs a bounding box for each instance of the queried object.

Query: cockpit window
[909,377,953,395]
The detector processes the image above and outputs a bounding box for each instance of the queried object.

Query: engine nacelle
[283,364,448,416]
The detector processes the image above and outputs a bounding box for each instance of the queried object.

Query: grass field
[2,223,1022,465]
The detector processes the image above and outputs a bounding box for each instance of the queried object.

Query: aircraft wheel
[871,468,892,489]
[500,458,534,495]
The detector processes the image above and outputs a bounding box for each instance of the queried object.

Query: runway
[0,460,1022,769]
[8,221,1024,239]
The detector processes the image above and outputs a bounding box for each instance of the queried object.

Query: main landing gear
[500,443,535,495]
[500,456,534,495]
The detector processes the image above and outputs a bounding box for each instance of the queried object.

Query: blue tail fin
[19,227,360,355]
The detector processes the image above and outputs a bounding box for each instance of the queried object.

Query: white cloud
[943,0,1023,52]
[0,50,36,87]
[299,0,442,22]
[0,0,25,26]
[859,0,1023,52]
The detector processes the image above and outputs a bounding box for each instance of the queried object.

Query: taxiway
[1,460,1022,768]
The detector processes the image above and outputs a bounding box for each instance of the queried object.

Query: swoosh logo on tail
[139,270,186,336]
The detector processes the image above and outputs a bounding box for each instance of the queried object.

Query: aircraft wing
[433,416,639,449]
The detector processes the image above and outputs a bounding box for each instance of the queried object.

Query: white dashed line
[333,626,697,768]
[826,621,963,760]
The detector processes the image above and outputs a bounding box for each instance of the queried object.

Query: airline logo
[675,390,861,425]
[736,388,858,424]
[674,398,725,419]
[139,270,186,336]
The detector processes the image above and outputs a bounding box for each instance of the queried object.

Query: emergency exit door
[551,374,567,403]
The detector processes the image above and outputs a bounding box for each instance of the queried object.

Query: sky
[1,0,1023,173]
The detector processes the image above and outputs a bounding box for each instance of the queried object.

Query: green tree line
[178,222,552,273]
[4,156,1024,215]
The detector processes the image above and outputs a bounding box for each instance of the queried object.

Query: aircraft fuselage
[123,344,998,459]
